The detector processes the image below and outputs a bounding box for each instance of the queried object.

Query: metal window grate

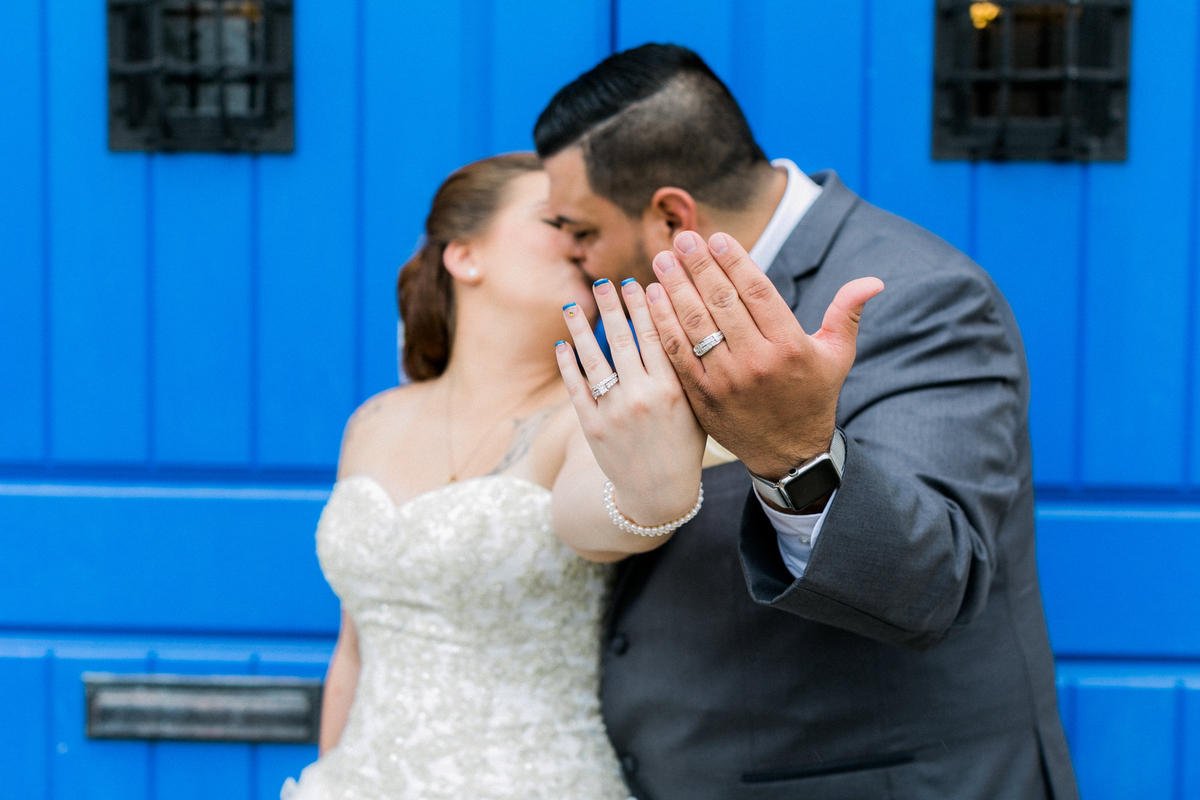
[108,0,294,153]
[933,0,1130,161]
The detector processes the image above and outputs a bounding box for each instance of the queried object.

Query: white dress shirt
[744,159,834,578]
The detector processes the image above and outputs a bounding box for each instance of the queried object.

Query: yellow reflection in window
[970,2,1002,29]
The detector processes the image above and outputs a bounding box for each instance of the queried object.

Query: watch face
[782,457,841,511]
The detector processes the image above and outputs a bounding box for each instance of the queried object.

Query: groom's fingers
[671,231,759,347]
[651,251,726,368]
[644,282,706,392]
[705,232,798,342]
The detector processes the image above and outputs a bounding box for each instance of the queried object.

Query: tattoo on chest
[488,406,557,476]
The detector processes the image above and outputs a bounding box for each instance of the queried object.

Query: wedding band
[692,330,725,357]
[590,372,619,399]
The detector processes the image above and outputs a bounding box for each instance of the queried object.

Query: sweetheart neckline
[335,473,553,516]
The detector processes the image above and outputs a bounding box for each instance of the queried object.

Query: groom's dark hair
[534,43,769,217]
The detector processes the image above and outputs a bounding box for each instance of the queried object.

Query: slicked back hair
[534,43,769,217]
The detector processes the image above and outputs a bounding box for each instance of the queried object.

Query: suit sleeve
[739,262,1027,650]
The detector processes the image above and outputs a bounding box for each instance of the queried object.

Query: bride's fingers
[592,279,645,380]
[554,339,597,421]
[562,301,615,386]
[617,278,673,378]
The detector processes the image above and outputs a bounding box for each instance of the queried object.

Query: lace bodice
[282,474,627,800]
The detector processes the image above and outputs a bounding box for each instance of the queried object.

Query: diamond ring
[590,372,619,399]
[692,331,725,357]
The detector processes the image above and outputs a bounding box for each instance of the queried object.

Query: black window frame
[108,0,294,153]
[933,0,1131,162]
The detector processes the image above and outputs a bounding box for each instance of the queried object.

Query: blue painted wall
[2,0,1199,796]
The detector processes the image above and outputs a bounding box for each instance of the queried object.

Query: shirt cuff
[756,489,837,578]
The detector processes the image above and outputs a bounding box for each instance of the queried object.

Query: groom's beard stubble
[623,239,655,288]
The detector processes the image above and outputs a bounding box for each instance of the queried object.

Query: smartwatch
[747,429,846,512]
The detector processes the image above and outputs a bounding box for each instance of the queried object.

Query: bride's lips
[569,261,595,286]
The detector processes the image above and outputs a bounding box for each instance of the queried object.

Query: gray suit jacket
[600,172,1079,800]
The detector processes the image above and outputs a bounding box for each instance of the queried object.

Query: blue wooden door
[2,1,1199,796]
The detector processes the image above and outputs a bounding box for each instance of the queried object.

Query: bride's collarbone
[343,383,571,510]
[354,399,569,505]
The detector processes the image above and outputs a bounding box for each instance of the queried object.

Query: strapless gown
[281,474,628,799]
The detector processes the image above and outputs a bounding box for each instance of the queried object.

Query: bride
[282,153,706,799]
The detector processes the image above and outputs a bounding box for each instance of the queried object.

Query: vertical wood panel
[1184,681,1200,799]
[152,656,252,800]
[1191,18,1200,492]
[47,0,148,464]
[51,654,151,800]
[0,0,46,462]
[361,2,466,393]
[153,157,254,466]
[865,2,970,254]
[257,1,357,468]
[1055,678,1076,748]
[616,0,734,79]
[491,0,612,154]
[1081,2,1196,487]
[0,651,50,797]
[976,165,1083,486]
[1071,680,1177,800]
[753,0,866,191]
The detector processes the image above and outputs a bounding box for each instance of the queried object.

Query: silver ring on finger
[590,372,619,399]
[692,330,725,358]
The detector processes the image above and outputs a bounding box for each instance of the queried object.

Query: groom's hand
[645,230,884,482]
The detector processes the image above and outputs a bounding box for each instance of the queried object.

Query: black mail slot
[84,673,322,744]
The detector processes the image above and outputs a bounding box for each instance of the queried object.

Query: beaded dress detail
[281,474,627,800]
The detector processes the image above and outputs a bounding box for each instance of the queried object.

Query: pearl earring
[466,268,479,279]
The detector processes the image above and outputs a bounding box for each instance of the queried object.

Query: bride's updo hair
[397,152,543,381]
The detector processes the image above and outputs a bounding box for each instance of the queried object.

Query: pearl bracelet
[603,480,704,537]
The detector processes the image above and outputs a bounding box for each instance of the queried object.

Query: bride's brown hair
[397,152,543,381]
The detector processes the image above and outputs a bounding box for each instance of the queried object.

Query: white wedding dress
[282,474,628,800]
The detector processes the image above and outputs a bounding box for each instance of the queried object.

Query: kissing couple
[283,45,1079,800]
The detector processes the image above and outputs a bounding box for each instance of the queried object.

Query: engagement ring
[590,373,619,399]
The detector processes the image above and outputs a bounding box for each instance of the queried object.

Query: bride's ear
[442,241,483,285]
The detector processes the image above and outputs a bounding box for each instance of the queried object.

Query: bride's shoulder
[338,383,430,467]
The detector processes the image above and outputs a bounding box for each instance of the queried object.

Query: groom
[535,45,1079,799]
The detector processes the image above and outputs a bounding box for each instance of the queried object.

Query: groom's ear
[644,187,698,253]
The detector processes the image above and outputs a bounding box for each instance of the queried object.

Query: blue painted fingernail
[554,340,565,347]
[621,277,637,286]
[562,302,577,310]
[593,278,610,287]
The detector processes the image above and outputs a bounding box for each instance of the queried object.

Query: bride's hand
[555,278,707,527]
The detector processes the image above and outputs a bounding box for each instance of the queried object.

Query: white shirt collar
[747,158,822,274]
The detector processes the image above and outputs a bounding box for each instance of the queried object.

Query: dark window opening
[933,1,1130,161]
[108,0,293,153]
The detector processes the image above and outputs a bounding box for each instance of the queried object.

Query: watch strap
[748,429,847,512]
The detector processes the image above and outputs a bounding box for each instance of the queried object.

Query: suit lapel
[766,170,861,309]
